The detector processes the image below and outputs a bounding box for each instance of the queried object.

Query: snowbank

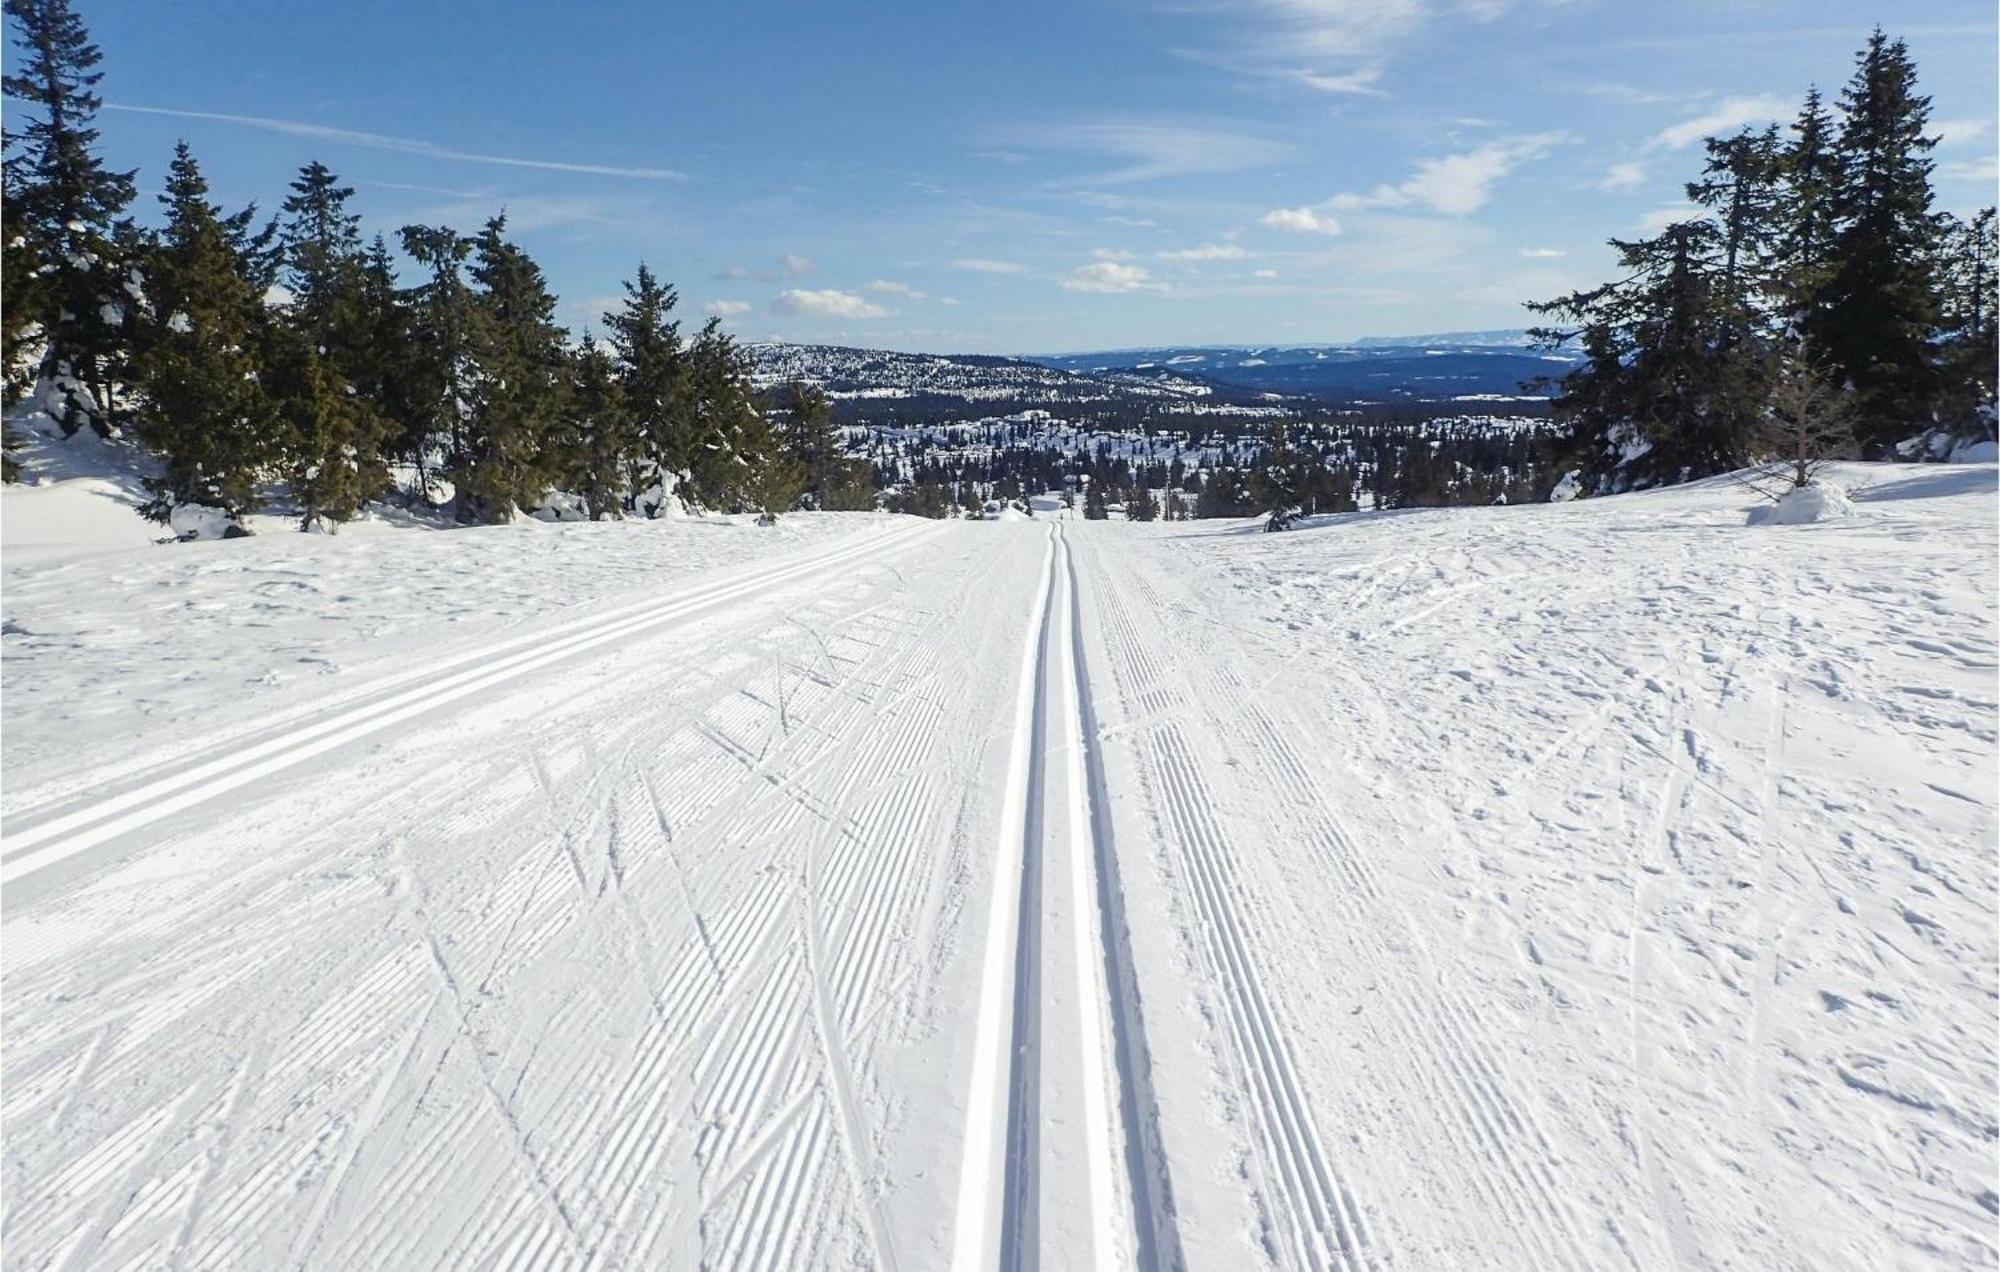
[1762,479,1855,525]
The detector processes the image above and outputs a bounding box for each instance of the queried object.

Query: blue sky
[74,0,1999,353]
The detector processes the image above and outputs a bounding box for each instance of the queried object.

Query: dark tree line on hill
[857,410,1557,522]
[2,0,825,533]
[1532,31,1997,494]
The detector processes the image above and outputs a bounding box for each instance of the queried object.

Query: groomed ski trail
[1,519,942,891]
[953,520,1176,1272]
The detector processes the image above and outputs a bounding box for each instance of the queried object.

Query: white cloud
[704,299,753,317]
[1638,202,1705,235]
[1158,243,1250,261]
[1260,206,1343,235]
[780,253,816,277]
[865,279,927,299]
[1941,155,2000,183]
[1517,247,1566,258]
[1599,161,1646,192]
[951,257,1026,274]
[771,289,889,319]
[104,103,683,179]
[1649,95,1791,150]
[1934,117,1993,148]
[1253,268,1279,279]
[1093,246,1136,260]
[1058,261,1163,294]
[1293,66,1388,97]
[1324,133,1564,216]
[1034,122,1292,184]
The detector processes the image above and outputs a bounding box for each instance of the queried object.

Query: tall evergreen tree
[682,318,763,509]
[554,335,633,521]
[3,0,137,433]
[604,262,686,512]
[782,380,842,508]
[1821,30,1941,445]
[1933,207,1999,436]
[1775,87,1842,323]
[397,224,476,498]
[1533,222,1752,489]
[458,214,566,522]
[272,160,387,527]
[1687,125,1783,311]
[132,142,280,524]
[1249,422,1314,527]
[277,161,366,351]
[274,340,387,532]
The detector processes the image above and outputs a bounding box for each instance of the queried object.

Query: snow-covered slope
[2,463,1993,1269]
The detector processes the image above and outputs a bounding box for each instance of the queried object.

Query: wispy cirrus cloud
[1158,242,1250,261]
[104,103,684,179]
[1018,121,1292,185]
[951,257,1027,274]
[1171,0,1523,98]
[704,299,754,317]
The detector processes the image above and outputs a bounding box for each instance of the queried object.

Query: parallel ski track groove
[1089,554,1373,1271]
[1,521,941,885]
[1123,561,1619,1270]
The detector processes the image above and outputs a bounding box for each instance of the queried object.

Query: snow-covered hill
[2,462,1994,1269]
[744,341,1240,412]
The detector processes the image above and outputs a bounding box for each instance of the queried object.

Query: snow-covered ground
[2,462,1994,1269]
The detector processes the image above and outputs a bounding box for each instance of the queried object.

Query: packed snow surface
[2,463,1994,1270]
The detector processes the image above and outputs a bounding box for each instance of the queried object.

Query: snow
[1548,469,1582,502]
[167,502,244,540]
[2,460,1993,1270]
[1761,478,1856,525]
[1950,438,1998,464]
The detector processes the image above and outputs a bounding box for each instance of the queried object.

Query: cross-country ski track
[5,465,1995,1271]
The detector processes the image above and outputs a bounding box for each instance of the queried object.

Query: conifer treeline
[1532,30,1995,493]
[3,0,831,532]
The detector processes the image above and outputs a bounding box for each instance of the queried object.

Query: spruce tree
[1533,223,1752,489]
[132,142,280,525]
[397,224,476,499]
[1822,30,1941,446]
[459,214,566,522]
[604,262,686,512]
[1083,481,1108,519]
[1688,126,1783,309]
[1933,207,1999,436]
[782,380,845,508]
[274,339,386,532]
[557,336,632,521]
[1776,87,1841,323]
[278,162,364,347]
[3,0,137,434]
[272,160,388,527]
[682,318,762,509]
